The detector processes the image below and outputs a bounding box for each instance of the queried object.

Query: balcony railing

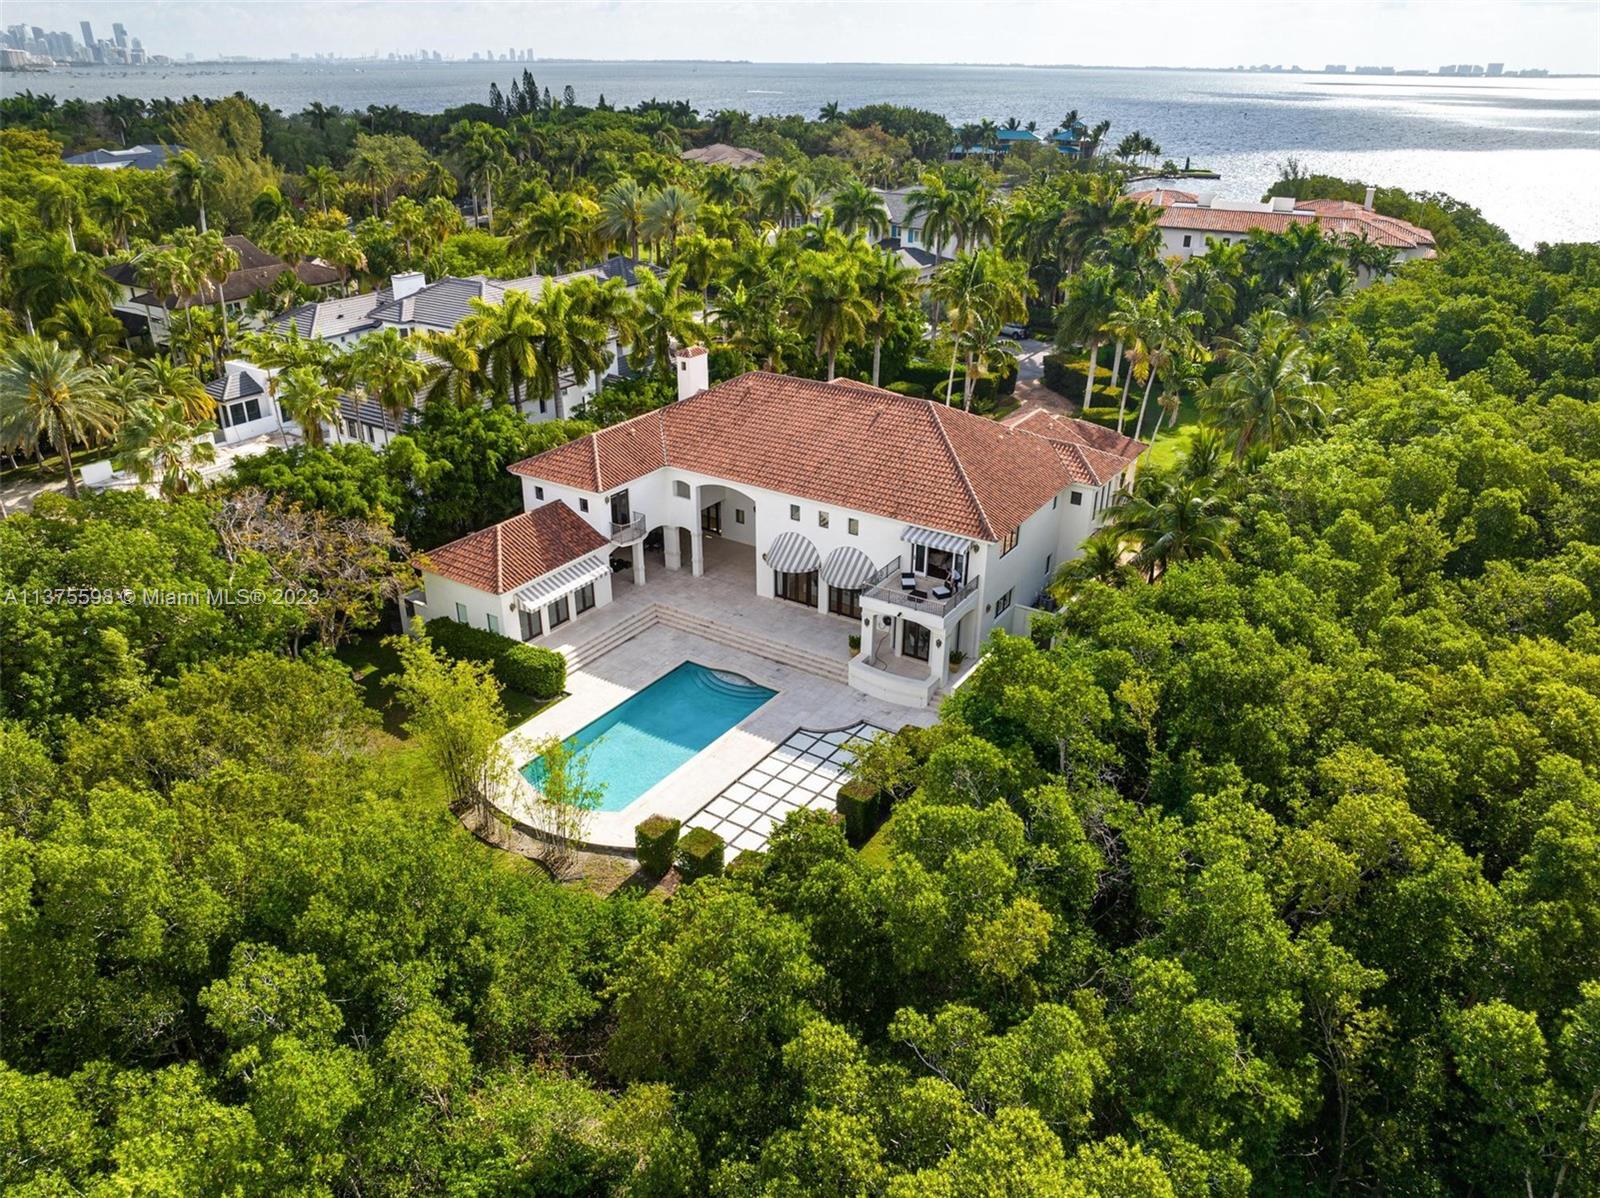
[864,571,980,618]
[609,512,646,542]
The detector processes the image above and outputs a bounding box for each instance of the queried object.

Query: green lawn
[1077,389,1202,473]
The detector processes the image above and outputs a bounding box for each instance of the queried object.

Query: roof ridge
[591,432,603,491]
[927,403,996,541]
[492,522,505,593]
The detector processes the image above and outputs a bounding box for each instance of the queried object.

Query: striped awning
[513,554,608,611]
[902,525,972,554]
[821,545,876,590]
[763,530,821,574]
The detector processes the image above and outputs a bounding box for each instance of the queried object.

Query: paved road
[1009,338,1077,418]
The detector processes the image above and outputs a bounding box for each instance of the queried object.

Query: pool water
[523,661,776,812]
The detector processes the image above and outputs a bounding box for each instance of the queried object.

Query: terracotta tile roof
[1143,197,1435,251]
[1128,188,1199,205]
[510,372,1114,541]
[421,501,607,594]
[1003,408,1147,485]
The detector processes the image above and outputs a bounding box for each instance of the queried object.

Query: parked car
[1001,321,1028,338]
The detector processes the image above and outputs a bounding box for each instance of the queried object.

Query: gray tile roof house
[203,370,264,404]
[273,289,392,339]
[63,143,184,171]
[119,235,342,307]
[367,257,647,333]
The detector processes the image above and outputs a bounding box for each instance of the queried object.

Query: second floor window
[999,527,1020,557]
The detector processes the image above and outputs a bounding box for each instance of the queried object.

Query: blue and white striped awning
[901,525,972,554]
[763,530,821,574]
[513,554,608,611]
[821,545,876,590]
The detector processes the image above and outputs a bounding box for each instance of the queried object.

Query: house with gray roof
[64,143,184,171]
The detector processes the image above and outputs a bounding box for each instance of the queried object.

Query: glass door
[609,489,630,524]
[701,502,722,535]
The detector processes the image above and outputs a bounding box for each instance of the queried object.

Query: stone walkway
[684,721,888,854]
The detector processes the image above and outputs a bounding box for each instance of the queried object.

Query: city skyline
[2,0,1596,75]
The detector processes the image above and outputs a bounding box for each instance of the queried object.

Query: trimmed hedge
[425,617,567,699]
[635,815,681,877]
[837,778,882,847]
[725,848,767,883]
[676,827,725,881]
[1041,352,1122,407]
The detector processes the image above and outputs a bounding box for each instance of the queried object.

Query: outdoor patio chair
[900,571,917,590]
[932,583,953,600]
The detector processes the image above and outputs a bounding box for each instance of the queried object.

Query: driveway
[1009,338,1077,417]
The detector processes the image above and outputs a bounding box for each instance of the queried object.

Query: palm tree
[303,164,341,214]
[794,253,873,381]
[11,236,116,336]
[386,196,428,262]
[1202,314,1331,460]
[168,151,221,233]
[1049,527,1134,601]
[137,355,215,423]
[1108,472,1235,581]
[418,159,460,203]
[511,191,600,274]
[859,249,920,387]
[88,186,145,251]
[529,282,611,418]
[35,177,83,252]
[755,167,802,230]
[41,297,125,362]
[1055,263,1118,409]
[0,337,122,499]
[174,229,240,366]
[907,173,961,259]
[630,263,702,378]
[599,179,649,261]
[828,180,890,239]
[1107,290,1159,435]
[457,126,511,226]
[713,282,799,373]
[818,101,843,122]
[1274,272,1338,331]
[418,330,490,408]
[277,364,344,447]
[931,249,1031,410]
[643,185,701,261]
[315,229,367,290]
[349,329,427,434]
[1129,298,1202,442]
[113,398,218,498]
[346,145,393,219]
[241,327,315,447]
[458,291,543,409]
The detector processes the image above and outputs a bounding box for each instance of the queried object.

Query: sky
[8,0,1599,74]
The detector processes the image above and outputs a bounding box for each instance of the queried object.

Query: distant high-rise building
[1486,62,1504,76]
[79,20,94,50]
[112,22,127,48]
[526,47,534,61]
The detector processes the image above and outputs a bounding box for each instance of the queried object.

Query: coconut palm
[346,145,392,219]
[1203,314,1331,460]
[643,185,701,261]
[418,330,489,408]
[529,281,611,418]
[794,253,873,381]
[35,177,84,252]
[1129,298,1203,442]
[931,249,1031,409]
[1056,263,1119,409]
[755,167,802,230]
[418,159,459,202]
[41,297,126,362]
[88,186,145,251]
[240,326,318,447]
[349,328,428,434]
[458,291,544,409]
[137,355,215,423]
[599,179,649,261]
[277,364,344,447]
[386,196,428,261]
[1274,272,1339,330]
[457,126,512,225]
[303,164,341,214]
[511,191,600,274]
[1108,472,1235,580]
[168,151,221,233]
[1049,527,1134,600]
[0,337,122,498]
[113,398,218,498]
[11,236,116,336]
[828,180,890,239]
[174,228,240,362]
[818,100,843,122]
[630,263,702,378]
[859,249,921,387]
[906,173,961,258]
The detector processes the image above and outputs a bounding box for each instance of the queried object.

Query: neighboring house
[1048,124,1089,157]
[204,360,281,445]
[681,143,766,168]
[435,360,1146,708]
[63,143,183,171]
[415,498,614,643]
[1130,187,1437,282]
[108,234,343,344]
[951,127,1040,159]
[874,188,957,261]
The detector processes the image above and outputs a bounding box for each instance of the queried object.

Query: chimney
[1193,190,1215,208]
[674,346,709,401]
[390,271,426,300]
[1363,185,1376,211]
[1270,195,1297,213]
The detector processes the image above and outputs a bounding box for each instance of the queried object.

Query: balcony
[863,560,980,619]
[609,512,646,543]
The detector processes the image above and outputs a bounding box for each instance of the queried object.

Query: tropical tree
[794,252,873,381]
[88,186,146,251]
[529,281,611,418]
[1129,297,1203,442]
[1056,263,1119,408]
[349,328,428,434]
[643,185,702,262]
[113,397,218,498]
[168,150,221,233]
[10,236,117,336]
[240,326,321,447]
[457,291,543,409]
[630,263,702,378]
[136,355,216,423]
[35,176,83,251]
[829,180,890,239]
[599,179,649,261]
[1203,313,1331,459]
[276,363,344,447]
[40,297,125,362]
[0,337,122,498]
[1107,471,1235,580]
[511,191,600,274]
[1049,527,1134,599]
[932,249,1031,409]
[859,248,921,387]
[302,164,341,213]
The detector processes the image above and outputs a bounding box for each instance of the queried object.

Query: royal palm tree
[303,164,341,214]
[88,186,145,251]
[418,330,489,408]
[168,151,221,233]
[511,191,600,274]
[1056,263,1118,409]
[276,364,344,447]
[599,179,649,261]
[859,249,920,387]
[529,281,611,418]
[1203,314,1331,460]
[630,263,702,377]
[35,177,83,252]
[0,337,122,498]
[829,180,890,239]
[113,398,218,498]
[1108,472,1235,580]
[346,145,392,219]
[350,328,428,434]
[41,297,126,362]
[794,253,873,381]
[458,291,544,409]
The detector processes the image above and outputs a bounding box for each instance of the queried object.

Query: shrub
[634,814,681,877]
[836,779,881,847]
[675,827,725,881]
[424,617,567,698]
[725,847,767,882]
[1041,352,1121,406]
[848,633,861,652]
[885,380,928,398]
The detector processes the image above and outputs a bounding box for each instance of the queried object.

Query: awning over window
[764,530,821,574]
[821,545,876,590]
[901,525,972,554]
[513,554,608,611]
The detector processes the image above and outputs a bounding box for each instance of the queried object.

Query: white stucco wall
[420,561,614,645]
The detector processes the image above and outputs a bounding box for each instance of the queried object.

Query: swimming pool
[522,661,777,812]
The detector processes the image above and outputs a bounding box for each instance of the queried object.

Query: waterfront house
[64,142,184,171]
[681,143,766,168]
[416,356,1145,708]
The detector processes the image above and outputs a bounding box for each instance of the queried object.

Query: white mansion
[416,354,1144,708]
